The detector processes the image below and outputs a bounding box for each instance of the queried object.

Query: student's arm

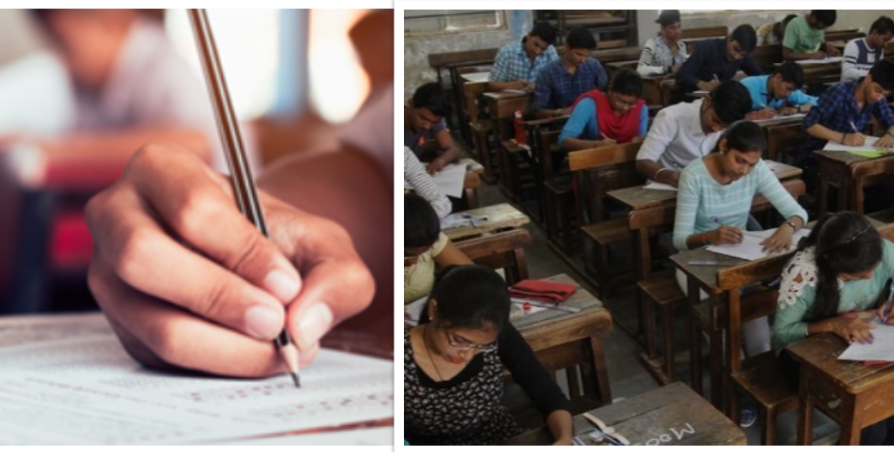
[755,162,808,253]
[872,102,894,148]
[803,89,860,145]
[488,80,528,92]
[533,70,559,118]
[429,129,460,174]
[824,41,841,57]
[782,25,823,61]
[559,98,607,150]
[674,44,706,91]
[638,104,649,137]
[593,60,609,90]
[841,40,866,82]
[498,324,573,445]
[635,109,680,186]
[672,168,701,251]
[637,40,665,76]
[433,240,473,267]
[488,50,529,91]
[740,55,763,76]
[785,90,818,109]
[404,148,451,218]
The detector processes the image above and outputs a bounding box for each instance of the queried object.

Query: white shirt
[636,100,723,170]
[403,147,451,218]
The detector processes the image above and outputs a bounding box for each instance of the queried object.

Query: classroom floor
[469,150,841,445]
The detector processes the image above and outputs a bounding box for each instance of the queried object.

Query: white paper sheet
[0,315,392,445]
[796,56,843,65]
[404,297,428,326]
[644,181,677,191]
[753,113,807,125]
[839,321,894,362]
[707,228,811,261]
[822,136,893,153]
[218,426,394,445]
[430,163,467,198]
[461,72,490,83]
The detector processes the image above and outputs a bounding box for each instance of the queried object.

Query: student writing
[559,69,648,151]
[488,21,559,92]
[533,27,608,118]
[675,24,762,93]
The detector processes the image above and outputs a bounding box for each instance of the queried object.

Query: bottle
[514,110,527,145]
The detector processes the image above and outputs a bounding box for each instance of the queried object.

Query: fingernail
[245,306,284,340]
[263,269,300,303]
[298,303,333,349]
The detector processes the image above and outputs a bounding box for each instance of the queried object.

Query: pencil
[187,9,301,388]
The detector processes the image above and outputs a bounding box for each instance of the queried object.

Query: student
[673,121,807,427]
[842,16,894,82]
[637,9,688,77]
[533,27,608,118]
[404,193,472,304]
[676,24,762,93]
[404,147,451,218]
[488,21,559,92]
[803,59,894,162]
[783,10,841,61]
[404,82,460,174]
[405,265,573,445]
[773,212,894,445]
[756,14,797,46]
[558,69,648,151]
[635,80,752,187]
[739,62,818,119]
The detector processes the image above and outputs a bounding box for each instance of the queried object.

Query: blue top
[489,38,559,83]
[739,74,818,111]
[533,58,608,111]
[676,38,762,92]
[802,80,894,150]
[558,97,649,145]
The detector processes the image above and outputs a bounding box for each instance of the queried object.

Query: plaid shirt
[489,39,558,83]
[802,80,894,150]
[533,58,608,111]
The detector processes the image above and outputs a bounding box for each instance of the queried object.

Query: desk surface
[511,274,611,334]
[506,382,745,445]
[788,333,894,394]
[816,149,894,166]
[442,203,530,241]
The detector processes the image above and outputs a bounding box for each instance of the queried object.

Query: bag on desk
[508,279,576,305]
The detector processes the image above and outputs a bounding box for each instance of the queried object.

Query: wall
[403,10,532,100]
[0,10,44,66]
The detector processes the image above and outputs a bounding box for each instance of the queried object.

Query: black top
[676,38,762,92]
[404,322,570,445]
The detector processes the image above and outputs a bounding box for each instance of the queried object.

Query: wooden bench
[455,228,532,285]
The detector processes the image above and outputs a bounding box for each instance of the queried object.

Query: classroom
[403,9,894,446]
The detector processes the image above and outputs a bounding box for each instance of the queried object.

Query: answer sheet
[823,136,886,152]
[707,228,811,261]
[839,321,894,362]
[431,163,467,198]
[0,314,393,445]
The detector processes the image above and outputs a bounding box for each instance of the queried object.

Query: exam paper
[795,56,843,65]
[823,136,883,152]
[430,163,467,198]
[839,321,894,362]
[404,297,428,326]
[0,315,392,445]
[707,228,811,261]
[644,181,677,191]
[218,426,394,445]
[753,113,807,125]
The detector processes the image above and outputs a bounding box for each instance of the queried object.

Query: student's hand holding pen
[708,225,743,245]
[85,144,375,377]
[842,132,866,147]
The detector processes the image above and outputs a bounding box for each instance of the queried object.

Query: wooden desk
[789,333,894,445]
[442,203,530,241]
[513,274,614,411]
[506,382,745,446]
[456,228,532,285]
[461,71,490,83]
[816,149,894,214]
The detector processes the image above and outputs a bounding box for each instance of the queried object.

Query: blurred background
[0,9,391,314]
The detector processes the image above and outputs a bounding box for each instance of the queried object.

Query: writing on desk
[631,423,696,446]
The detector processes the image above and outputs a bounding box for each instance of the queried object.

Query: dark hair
[782,14,797,26]
[404,193,441,248]
[426,265,511,332]
[774,61,804,87]
[730,24,757,53]
[870,16,894,36]
[411,82,447,117]
[530,21,557,46]
[869,58,894,91]
[656,10,681,27]
[796,212,882,320]
[809,10,837,28]
[609,69,643,97]
[566,27,597,51]
[713,120,766,155]
[709,80,752,126]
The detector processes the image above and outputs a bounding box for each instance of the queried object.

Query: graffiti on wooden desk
[632,423,696,445]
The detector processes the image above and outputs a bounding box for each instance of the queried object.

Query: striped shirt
[404,147,451,218]
[533,58,608,111]
[673,157,808,251]
[489,39,559,84]
[842,38,884,82]
[637,36,689,77]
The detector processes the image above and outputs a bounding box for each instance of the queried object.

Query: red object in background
[50,209,94,272]
[523,301,531,313]
[509,279,577,305]
[513,110,527,145]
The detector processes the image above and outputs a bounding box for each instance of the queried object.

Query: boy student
[533,27,608,118]
[739,62,818,119]
[842,16,894,82]
[637,9,688,77]
[635,80,752,188]
[756,14,797,46]
[558,69,647,151]
[488,21,558,92]
[404,82,460,174]
[675,24,763,93]
[783,10,841,61]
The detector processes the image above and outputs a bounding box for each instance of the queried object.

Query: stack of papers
[707,228,811,261]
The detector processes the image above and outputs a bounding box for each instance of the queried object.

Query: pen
[188,9,301,388]
[713,74,719,83]
[882,282,894,323]
[849,121,859,133]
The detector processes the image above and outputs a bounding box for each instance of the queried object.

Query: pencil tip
[291,372,301,388]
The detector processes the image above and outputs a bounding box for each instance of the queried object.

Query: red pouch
[509,279,577,305]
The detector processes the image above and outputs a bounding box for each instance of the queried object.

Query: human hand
[831,315,876,344]
[760,226,793,253]
[809,51,827,60]
[427,157,448,175]
[778,106,800,116]
[85,144,374,377]
[876,134,894,149]
[752,108,777,120]
[709,225,744,245]
[826,44,841,57]
[596,137,617,147]
[843,132,866,147]
[697,80,720,92]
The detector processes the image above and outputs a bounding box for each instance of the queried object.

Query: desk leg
[797,370,813,445]
[838,176,851,212]
[819,178,829,217]
[853,176,865,215]
[589,334,613,406]
[726,290,742,422]
[688,275,703,396]
[838,396,861,445]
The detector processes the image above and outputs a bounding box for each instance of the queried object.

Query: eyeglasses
[444,328,498,352]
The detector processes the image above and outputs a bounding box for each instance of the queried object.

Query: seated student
[488,21,559,92]
[675,24,763,93]
[533,27,608,118]
[782,10,841,61]
[405,265,573,445]
[774,212,894,445]
[673,121,807,427]
[739,62,818,119]
[558,69,648,151]
[842,16,894,82]
[635,80,752,188]
[756,14,797,46]
[404,82,460,174]
[404,194,472,304]
[637,10,688,77]
[404,147,451,218]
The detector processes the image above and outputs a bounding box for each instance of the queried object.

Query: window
[405,10,505,36]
